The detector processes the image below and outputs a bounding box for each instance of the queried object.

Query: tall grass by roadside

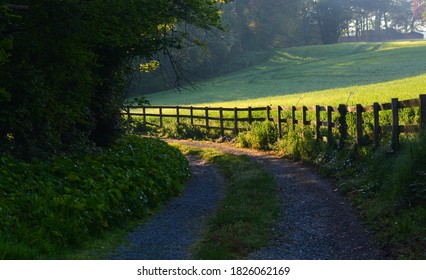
[317,132,426,259]
[174,145,279,259]
[237,121,278,150]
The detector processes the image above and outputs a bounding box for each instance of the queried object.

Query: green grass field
[143,41,426,107]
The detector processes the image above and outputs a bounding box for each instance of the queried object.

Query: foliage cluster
[174,145,279,259]
[232,103,418,157]
[275,126,323,161]
[237,121,278,150]
[0,136,190,259]
[126,117,223,141]
[159,122,219,141]
[317,132,426,259]
[0,0,228,157]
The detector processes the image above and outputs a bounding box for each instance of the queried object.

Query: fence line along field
[124,94,426,149]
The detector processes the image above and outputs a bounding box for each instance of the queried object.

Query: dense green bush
[158,122,222,140]
[0,136,190,259]
[237,121,278,150]
[161,122,208,140]
[275,126,322,160]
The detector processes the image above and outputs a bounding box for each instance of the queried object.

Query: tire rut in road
[110,155,224,260]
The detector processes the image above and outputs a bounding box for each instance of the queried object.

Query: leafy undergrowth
[174,145,279,259]
[316,134,426,259]
[128,120,222,142]
[237,121,278,151]
[0,136,190,259]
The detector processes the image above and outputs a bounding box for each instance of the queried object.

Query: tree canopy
[0,0,229,157]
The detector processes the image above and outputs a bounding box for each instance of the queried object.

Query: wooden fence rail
[123,94,426,149]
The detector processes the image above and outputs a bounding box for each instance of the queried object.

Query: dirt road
[165,139,384,260]
[111,139,384,259]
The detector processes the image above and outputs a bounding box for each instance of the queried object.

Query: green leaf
[67,174,80,182]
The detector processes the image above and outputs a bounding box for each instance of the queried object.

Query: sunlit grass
[143,41,426,107]
[192,73,426,108]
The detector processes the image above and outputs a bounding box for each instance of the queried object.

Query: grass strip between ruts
[173,144,280,259]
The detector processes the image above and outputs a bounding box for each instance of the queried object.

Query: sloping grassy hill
[144,41,426,107]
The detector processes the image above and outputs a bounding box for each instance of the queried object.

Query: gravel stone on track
[110,155,224,260]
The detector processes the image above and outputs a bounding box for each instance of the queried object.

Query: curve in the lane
[165,139,384,260]
[110,155,224,260]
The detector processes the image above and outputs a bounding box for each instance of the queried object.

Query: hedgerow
[0,136,190,259]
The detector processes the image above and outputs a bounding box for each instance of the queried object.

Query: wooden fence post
[248,107,253,124]
[302,106,307,126]
[315,105,321,141]
[337,104,348,148]
[420,94,426,130]
[190,106,194,126]
[266,106,271,122]
[327,106,333,143]
[292,106,296,130]
[392,98,400,150]
[220,108,224,136]
[142,106,146,124]
[159,107,163,128]
[356,104,363,147]
[234,107,238,135]
[277,106,282,138]
[176,106,180,125]
[373,102,380,147]
[205,107,209,130]
[126,106,131,122]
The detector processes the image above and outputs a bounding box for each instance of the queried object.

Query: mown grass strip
[174,144,279,259]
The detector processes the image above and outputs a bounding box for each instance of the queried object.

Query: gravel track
[111,139,384,260]
[110,155,224,260]
[164,139,385,260]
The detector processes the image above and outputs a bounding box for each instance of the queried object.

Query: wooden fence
[124,94,426,149]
